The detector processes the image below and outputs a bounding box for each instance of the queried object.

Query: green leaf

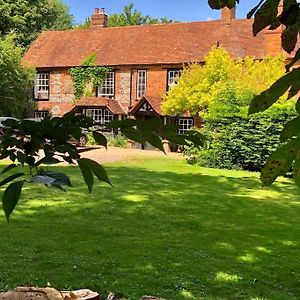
[143,118,161,131]
[296,97,300,114]
[247,0,264,19]
[208,0,236,9]
[286,48,300,71]
[78,158,94,193]
[0,164,17,175]
[80,158,112,186]
[93,131,107,148]
[280,2,299,26]
[2,180,24,222]
[249,67,300,114]
[144,132,165,153]
[34,171,73,187]
[122,127,143,144]
[293,151,300,187]
[280,117,300,141]
[184,131,206,148]
[0,173,25,188]
[261,138,300,185]
[288,78,300,99]
[252,0,280,36]
[281,23,299,53]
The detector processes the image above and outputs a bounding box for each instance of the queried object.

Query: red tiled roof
[75,97,127,115]
[23,19,266,68]
[37,98,126,115]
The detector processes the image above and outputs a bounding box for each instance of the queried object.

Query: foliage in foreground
[207,0,300,186]
[0,113,204,221]
[0,35,35,117]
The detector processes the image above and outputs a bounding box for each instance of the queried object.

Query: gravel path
[81,146,182,164]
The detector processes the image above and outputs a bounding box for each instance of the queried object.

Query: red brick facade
[23,6,285,130]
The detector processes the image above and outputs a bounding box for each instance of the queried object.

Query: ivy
[69,54,111,100]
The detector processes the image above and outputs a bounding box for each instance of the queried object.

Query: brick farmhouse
[22,5,287,135]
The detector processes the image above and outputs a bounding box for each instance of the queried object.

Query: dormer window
[97,71,115,98]
[137,70,147,99]
[167,70,181,91]
[34,73,49,100]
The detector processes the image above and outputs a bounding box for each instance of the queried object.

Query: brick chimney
[221,6,236,24]
[91,7,108,28]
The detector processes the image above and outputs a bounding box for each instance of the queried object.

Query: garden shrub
[184,103,296,171]
[108,135,128,148]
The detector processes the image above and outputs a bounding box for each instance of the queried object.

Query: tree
[0,0,73,48]
[0,35,35,117]
[162,47,286,116]
[207,0,300,187]
[108,3,173,27]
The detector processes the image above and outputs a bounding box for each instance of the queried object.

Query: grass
[0,156,300,300]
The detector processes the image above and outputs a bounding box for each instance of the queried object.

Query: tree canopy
[108,3,173,27]
[0,0,73,48]
[162,47,286,117]
[0,35,35,117]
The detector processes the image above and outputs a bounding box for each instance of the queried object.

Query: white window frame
[34,73,49,100]
[34,110,49,120]
[178,118,194,135]
[137,70,147,99]
[85,108,113,125]
[167,70,181,90]
[97,71,115,97]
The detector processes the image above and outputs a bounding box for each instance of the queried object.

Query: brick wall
[36,65,178,116]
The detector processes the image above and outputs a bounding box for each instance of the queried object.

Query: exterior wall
[264,29,282,56]
[36,68,75,116]
[115,67,131,108]
[35,65,180,116]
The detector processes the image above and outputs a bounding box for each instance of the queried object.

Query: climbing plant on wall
[69,54,111,100]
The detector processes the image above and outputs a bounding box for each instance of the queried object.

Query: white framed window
[85,108,113,125]
[137,70,147,99]
[34,73,49,100]
[167,70,181,90]
[34,110,49,120]
[178,118,194,135]
[97,71,115,97]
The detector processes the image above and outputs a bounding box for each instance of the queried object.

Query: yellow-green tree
[162,47,286,117]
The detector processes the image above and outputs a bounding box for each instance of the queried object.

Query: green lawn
[0,156,299,300]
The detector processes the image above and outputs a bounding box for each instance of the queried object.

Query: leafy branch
[208,0,300,186]
[0,114,204,222]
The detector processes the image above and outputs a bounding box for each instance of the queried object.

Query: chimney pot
[91,7,108,28]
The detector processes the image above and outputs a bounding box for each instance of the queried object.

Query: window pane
[34,73,49,100]
[85,108,113,125]
[178,118,194,135]
[34,110,49,120]
[137,70,147,99]
[167,70,181,90]
[97,72,115,97]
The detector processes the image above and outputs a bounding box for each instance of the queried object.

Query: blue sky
[63,0,260,24]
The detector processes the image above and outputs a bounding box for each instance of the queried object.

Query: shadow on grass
[0,161,299,300]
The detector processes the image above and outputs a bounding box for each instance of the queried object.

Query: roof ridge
[39,18,252,34]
